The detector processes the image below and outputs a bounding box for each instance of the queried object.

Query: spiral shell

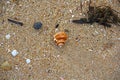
[54,32,68,47]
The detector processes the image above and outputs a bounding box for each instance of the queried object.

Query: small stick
[8,19,23,26]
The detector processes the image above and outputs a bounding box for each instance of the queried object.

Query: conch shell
[54,32,68,47]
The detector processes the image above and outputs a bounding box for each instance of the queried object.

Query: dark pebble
[55,24,59,28]
[33,22,42,30]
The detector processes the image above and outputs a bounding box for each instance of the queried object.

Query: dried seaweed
[73,6,120,27]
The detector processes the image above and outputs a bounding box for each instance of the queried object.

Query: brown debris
[0,61,12,71]
[103,42,115,51]
[73,4,120,27]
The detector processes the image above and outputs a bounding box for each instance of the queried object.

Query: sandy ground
[0,0,120,80]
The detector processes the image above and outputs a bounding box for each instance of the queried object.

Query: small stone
[72,15,74,18]
[80,13,82,15]
[57,55,60,57]
[11,50,19,57]
[33,22,42,30]
[7,49,11,53]
[6,1,10,4]
[91,25,94,27]
[95,30,99,34]
[26,59,31,64]
[117,38,120,40]
[88,49,93,51]
[0,61,12,71]
[0,43,3,46]
[5,34,11,39]
[69,9,72,13]
[55,24,59,28]
[55,28,59,32]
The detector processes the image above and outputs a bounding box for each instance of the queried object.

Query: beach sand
[0,0,120,80]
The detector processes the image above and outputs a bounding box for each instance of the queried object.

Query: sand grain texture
[0,0,120,80]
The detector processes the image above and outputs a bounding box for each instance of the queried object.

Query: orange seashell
[54,32,68,47]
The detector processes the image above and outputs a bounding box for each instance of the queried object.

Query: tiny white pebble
[15,66,19,70]
[83,14,85,16]
[5,34,11,39]
[11,50,19,57]
[26,59,31,64]
[7,49,11,53]
[88,49,93,51]
[80,13,82,15]
[12,32,15,35]
[95,30,99,34]
[57,55,60,57]
[72,15,74,18]
[0,43,3,46]
[117,38,120,40]
[91,25,94,27]
[43,54,46,57]
[6,1,10,4]
[19,4,22,7]
[69,9,72,13]
[55,28,59,32]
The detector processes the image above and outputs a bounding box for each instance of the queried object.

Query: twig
[8,19,23,26]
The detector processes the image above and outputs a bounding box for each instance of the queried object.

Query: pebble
[80,13,82,15]
[55,24,59,28]
[95,30,99,34]
[69,9,72,13]
[26,59,31,64]
[60,77,64,80]
[0,43,3,46]
[88,49,93,52]
[5,34,11,39]
[6,1,10,4]
[57,55,60,57]
[91,25,94,27]
[117,38,120,40]
[33,22,42,30]
[72,15,75,18]
[11,50,19,57]
[7,49,11,53]
[55,28,59,32]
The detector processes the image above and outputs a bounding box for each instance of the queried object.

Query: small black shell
[33,22,42,30]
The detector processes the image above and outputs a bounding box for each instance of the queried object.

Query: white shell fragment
[117,38,120,40]
[26,59,31,64]
[11,50,19,57]
[72,15,74,18]
[5,34,11,39]
[69,9,72,13]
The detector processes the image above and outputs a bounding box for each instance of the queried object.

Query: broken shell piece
[26,59,31,64]
[54,32,68,47]
[0,61,12,71]
[11,50,19,57]
[5,34,11,39]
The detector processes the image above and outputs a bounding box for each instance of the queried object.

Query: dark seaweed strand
[72,4,120,27]
[8,19,23,26]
